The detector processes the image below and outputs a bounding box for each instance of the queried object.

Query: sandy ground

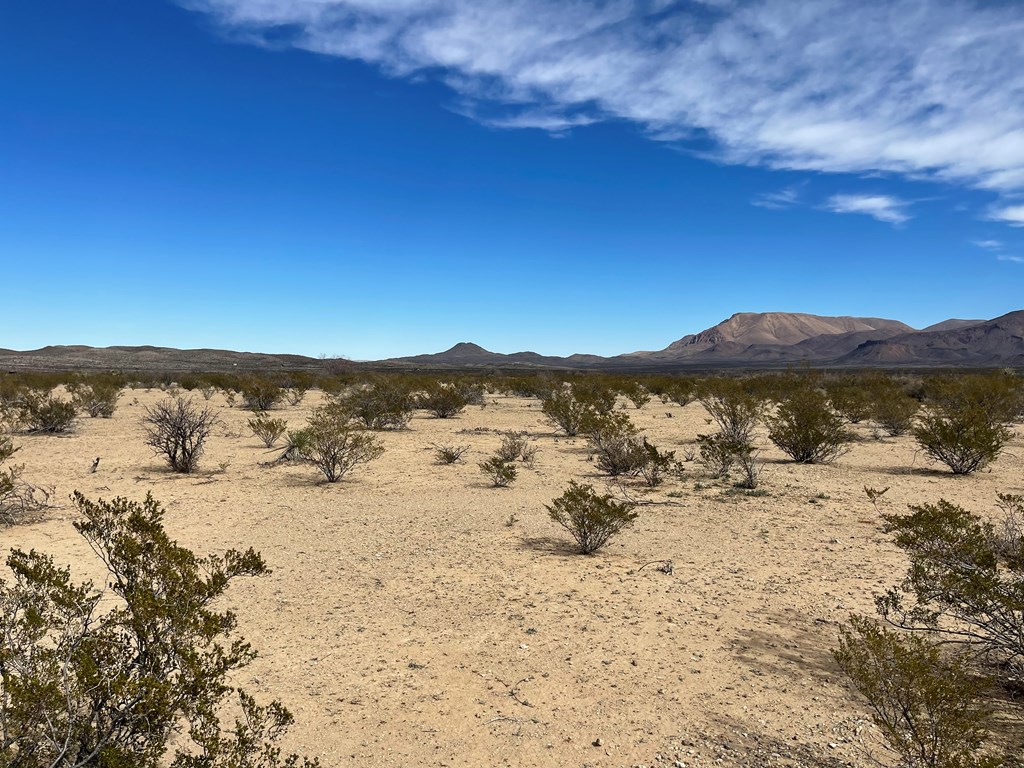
[3,388,1022,767]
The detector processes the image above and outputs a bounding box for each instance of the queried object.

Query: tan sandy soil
[4,388,1022,767]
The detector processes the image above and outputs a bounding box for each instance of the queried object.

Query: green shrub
[697,432,746,478]
[768,387,853,463]
[496,431,530,463]
[68,376,123,418]
[417,382,470,418]
[546,481,638,554]
[295,407,384,482]
[913,405,1008,475]
[619,381,651,409]
[825,379,874,424]
[16,390,77,433]
[637,439,676,488]
[586,412,645,477]
[479,456,517,487]
[432,443,469,464]
[876,499,1024,676]
[240,377,284,411]
[871,385,920,437]
[248,413,288,448]
[696,379,765,445]
[834,615,1000,768]
[143,396,218,473]
[540,386,595,436]
[339,380,414,430]
[0,492,318,767]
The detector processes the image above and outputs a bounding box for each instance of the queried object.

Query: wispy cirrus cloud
[824,194,911,224]
[972,239,1003,251]
[181,0,1024,203]
[751,186,801,210]
[997,254,1024,263]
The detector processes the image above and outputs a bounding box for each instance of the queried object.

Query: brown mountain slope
[628,313,915,362]
[839,311,1024,366]
[0,345,323,372]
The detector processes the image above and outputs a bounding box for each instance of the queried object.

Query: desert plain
[3,386,1021,768]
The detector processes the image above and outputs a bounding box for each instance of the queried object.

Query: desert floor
[4,388,1022,767]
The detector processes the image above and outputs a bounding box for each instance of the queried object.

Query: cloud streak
[824,194,911,224]
[182,0,1024,199]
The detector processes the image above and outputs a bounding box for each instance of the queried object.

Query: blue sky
[2,0,1022,359]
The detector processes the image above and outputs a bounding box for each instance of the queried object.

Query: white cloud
[181,0,1024,198]
[824,194,910,224]
[989,204,1024,227]
[997,254,1024,263]
[751,186,801,210]
[971,239,1003,250]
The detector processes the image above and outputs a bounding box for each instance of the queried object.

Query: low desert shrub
[16,390,77,433]
[143,395,218,473]
[871,386,920,437]
[876,499,1024,677]
[546,481,638,554]
[913,404,1009,475]
[433,443,469,464]
[586,413,645,477]
[295,407,384,482]
[340,380,414,430]
[834,615,1000,768]
[0,436,50,526]
[620,381,651,409]
[541,386,595,436]
[826,379,874,424]
[496,431,530,463]
[637,439,676,487]
[735,448,764,490]
[248,413,288,448]
[768,386,853,463]
[697,432,746,478]
[697,379,765,445]
[0,491,318,767]
[418,382,470,418]
[68,376,123,418]
[479,456,517,487]
[240,377,284,411]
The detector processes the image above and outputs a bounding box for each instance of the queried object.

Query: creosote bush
[143,395,219,473]
[417,382,470,418]
[15,390,78,434]
[913,403,1008,475]
[294,406,384,482]
[496,431,530,463]
[68,376,123,418]
[546,481,638,554]
[834,616,1000,768]
[339,380,414,430]
[0,491,318,767]
[0,436,50,526]
[540,386,595,437]
[586,412,645,477]
[871,385,920,437]
[768,387,853,464]
[248,413,288,448]
[479,456,517,487]
[432,443,469,464]
[697,379,766,445]
[240,377,284,411]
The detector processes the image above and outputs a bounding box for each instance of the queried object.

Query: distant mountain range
[2,311,1022,372]
[383,311,1024,369]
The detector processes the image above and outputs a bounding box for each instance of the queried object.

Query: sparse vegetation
[834,616,1000,768]
[294,406,384,482]
[340,379,415,430]
[248,413,289,448]
[768,386,853,463]
[546,481,638,554]
[241,377,284,411]
[143,395,218,473]
[0,491,318,767]
[479,455,517,487]
[913,402,1009,475]
[68,376,123,417]
[418,381,470,418]
[433,443,470,464]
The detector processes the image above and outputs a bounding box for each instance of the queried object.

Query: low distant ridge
[2,311,1022,372]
